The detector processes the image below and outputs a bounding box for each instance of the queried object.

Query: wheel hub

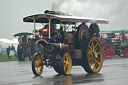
[92,51,98,58]
[35,61,40,67]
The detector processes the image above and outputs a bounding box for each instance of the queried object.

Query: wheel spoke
[89,56,93,61]
[92,40,96,51]
[64,65,67,72]
[104,49,107,52]
[109,50,114,53]
[97,51,102,55]
[95,59,100,66]
[91,40,94,50]
[64,61,69,72]
[64,56,68,72]
[94,43,98,51]
[94,47,98,52]
[89,59,94,66]
[89,45,93,51]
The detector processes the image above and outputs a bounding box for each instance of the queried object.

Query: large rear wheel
[82,37,103,74]
[53,65,63,74]
[61,53,72,75]
[32,53,43,76]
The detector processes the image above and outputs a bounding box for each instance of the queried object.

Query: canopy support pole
[33,19,36,39]
[49,17,51,38]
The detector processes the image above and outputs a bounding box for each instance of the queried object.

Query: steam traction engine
[100,30,128,59]
[14,32,35,60]
[100,32,117,59]
[119,30,128,57]
[23,10,108,75]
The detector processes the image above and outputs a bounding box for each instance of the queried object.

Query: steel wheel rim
[35,54,43,75]
[88,38,103,72]
[104,44,115,59]
[63,53,72,74]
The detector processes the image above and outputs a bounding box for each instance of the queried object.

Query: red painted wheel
[120,50,125,58]
[124,48,128,57]
[104,44,115,59]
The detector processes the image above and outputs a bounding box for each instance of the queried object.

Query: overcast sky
[0,0,128,39]
[0,0,59,39]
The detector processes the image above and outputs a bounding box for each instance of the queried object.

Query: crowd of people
[6,44,17,59]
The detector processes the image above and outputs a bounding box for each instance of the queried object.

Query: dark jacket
[89,23,100,37]
[7,48,10,54]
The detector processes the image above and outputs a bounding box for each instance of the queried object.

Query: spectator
[7,45,11,59]
[11,44,15,51]
[0,44,1,55]
[11,44,17,59]
[89,23,100,37]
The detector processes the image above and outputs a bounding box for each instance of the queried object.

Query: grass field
[0,55,29,62]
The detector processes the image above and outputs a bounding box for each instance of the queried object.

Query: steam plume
[51,0,128,30]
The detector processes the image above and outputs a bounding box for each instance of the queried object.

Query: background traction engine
[100,30,128,59]
[14,32,36,61]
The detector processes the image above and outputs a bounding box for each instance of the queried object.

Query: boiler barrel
[44,43,69,54]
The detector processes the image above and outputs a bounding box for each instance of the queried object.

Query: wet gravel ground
[0,56,128,85]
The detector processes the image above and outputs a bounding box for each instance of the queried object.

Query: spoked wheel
[61,52,72,75]
[53,55,63,74]
[75,24,90,48]
[32,53,43,76]
[17,44,25,61]
[82,37,103,74]
[104,44,115,59]
[120,50,125,58]
[124,48,128,57]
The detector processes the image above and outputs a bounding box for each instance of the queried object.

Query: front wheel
[121,48,128,57]
[61,52,72,75]
[32,53,43,76]
[82,37,103,74]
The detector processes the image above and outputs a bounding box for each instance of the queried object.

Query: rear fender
[35,39,48,46]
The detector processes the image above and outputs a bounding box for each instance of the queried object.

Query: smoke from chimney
[51,0,128,30]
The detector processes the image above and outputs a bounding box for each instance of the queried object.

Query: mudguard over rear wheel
[82,37,103,74]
